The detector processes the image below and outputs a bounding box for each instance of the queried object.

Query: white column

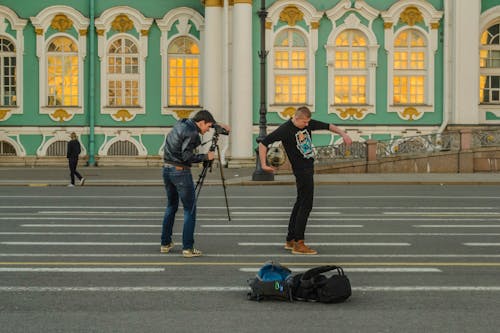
[230,0,254,159]
[203,2,224,122]
[449,0,481,124]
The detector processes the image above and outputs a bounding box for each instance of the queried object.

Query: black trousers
[287,168,314,242]
[68,158,82,185]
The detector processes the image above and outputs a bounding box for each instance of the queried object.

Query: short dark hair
[192,109,216,124]
[295,106,312,119]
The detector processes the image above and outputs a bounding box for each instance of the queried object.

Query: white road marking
[464,243,500,246]
[19,224,363,228]
[415,225,500,228]
[3,231,500,236]
[239,267,442,273]
[1,242,157,246]
[0,268,163,272]
[1,253,500,258]
[1,286,500,292]
[238,242,411,246]
[201,224,361,228]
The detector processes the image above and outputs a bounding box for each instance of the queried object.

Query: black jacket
[67,140,81,159]
[163,118,207,167]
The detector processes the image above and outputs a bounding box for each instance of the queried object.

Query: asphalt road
[1,184,500,332]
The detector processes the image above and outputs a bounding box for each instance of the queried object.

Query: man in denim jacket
[161,110,230,258]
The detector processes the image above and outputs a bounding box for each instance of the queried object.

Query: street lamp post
[252,0,274,181]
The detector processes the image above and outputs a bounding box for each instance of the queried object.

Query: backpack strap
[300,265,345,288]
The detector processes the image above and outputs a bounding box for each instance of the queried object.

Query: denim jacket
[163,118,207,167]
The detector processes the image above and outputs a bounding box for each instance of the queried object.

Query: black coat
[67,139,81,159]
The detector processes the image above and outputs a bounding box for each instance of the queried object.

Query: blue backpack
[247,261,293,302]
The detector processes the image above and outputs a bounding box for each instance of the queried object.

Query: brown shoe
[284,240,295,250]
[292,240,318,255]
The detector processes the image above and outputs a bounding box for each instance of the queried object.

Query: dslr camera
[212,124,229,136]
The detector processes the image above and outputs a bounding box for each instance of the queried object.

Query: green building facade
[0,0,499,165]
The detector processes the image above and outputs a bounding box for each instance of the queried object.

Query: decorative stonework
[401,107,421,121]
[265,22,272,29]
[431,22,440,29]
[140,29,149,36]
[311,21,319,29]
[0,109,10,121]
[50,109,72,122]
[96,29,104,36]
[112,109,134,122]
[337,108,368,120]
[172,110,194,119]
[111,14,134,33]
[279,5,304,26]
[203,0,223,6]
[384,22,393,29]
[79,29,88,36]
[35,28,44,35]
[400,6,424,26]
[51,14,73,32]
[279,107,296,119]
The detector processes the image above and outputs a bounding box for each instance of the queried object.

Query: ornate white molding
[0,130,26,156]
[156,7,204,117]
[266,0,322,114]
[0,6,27,119]
[36,129,87,157]
[98,130,147,156]
[325,2,380,120]
[382,0,443,120]
[30,6,89,121]
[95,7,153,121]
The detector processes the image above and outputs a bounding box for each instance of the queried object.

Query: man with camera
[161,110,230,258]
[258,106,352,255]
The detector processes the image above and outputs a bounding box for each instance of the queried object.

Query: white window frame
[382,0,442,120]
[479,6,500,120]
[156,7,204,119]
[0,6,27,121]
[266,0,322,118]
[30,6,88,122]
[95,6,153,122]
[325,0,379,120]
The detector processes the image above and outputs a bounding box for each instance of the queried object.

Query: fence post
[366,139,379,173]
[459,129,474,173]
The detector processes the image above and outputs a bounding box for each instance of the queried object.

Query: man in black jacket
[161,110,230,258]
[258,106,352,255]
[66,132,85,187]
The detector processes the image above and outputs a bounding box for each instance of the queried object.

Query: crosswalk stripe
[464,243,500,246]
[0,286,500,292]
[0,268,163,272]
[239,267,442,273]
[238,242,411,246]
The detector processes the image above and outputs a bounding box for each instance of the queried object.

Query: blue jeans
[161,166,196,250]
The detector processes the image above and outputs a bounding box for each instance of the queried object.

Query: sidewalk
[0,166,499,186]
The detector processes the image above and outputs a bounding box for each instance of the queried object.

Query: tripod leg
[192,164,209,216]
[216,145,231,221]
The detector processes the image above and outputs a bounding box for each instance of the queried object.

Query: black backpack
[289,265,351,303]
[247,261,293,302]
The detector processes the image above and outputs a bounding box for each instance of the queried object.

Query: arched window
[107,36,140,107]
[273,29,307,105]
[0,37,16,106]
[108,141,139,156]
[167,36,200,106]
[46,140,68,156]
[480,22,500,104]
[47,36,79,106]
[393,29,427,105]
[334,29,368,105]
[0,140,16,156]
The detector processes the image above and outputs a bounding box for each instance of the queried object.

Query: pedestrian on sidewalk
[258,106,352,255]
[160,110,230,258]
[66,132,85,187]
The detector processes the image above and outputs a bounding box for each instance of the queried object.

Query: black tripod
[193,130,231,221]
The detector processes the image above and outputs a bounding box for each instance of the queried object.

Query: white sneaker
[80,178,86,186]
[67,184,75,187]
[182,248,202,258]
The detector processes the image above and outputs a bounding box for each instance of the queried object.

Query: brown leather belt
[164,163,190,170]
